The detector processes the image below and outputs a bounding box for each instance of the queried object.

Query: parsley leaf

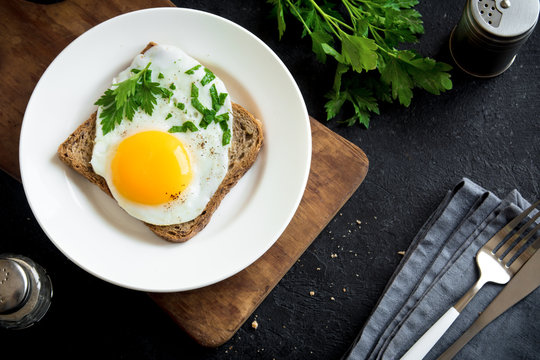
[190,83,207,114]
[209,84,228,111]
[268,0,287,39]
[310,30,334,63]
[94,62,171,134]
[215,112,230,123]
[218,93,228,106]
[201,68,216,86]
[136,78,162,115]
[221,127,231,146]
[341,33,378,72]
[187,82,231,140]
[169,121,198,133]
[185,64,201,75]
[269,0,453,127]
[380,53,414,107]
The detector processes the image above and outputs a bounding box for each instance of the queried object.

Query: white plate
[19,8,311,292]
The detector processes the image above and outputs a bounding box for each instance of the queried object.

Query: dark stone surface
[1,1,539,358]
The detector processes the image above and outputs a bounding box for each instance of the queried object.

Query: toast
[57,44,263,243]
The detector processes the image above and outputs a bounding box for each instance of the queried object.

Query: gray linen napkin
[344,178,540,360]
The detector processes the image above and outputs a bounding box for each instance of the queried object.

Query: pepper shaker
[0,254,53,329]
[450,0,539,77]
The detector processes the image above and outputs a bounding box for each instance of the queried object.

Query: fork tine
[495,211,540,258]
[484,199,540,250]
[508,227,540,272]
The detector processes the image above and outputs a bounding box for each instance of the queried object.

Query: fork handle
[400,277,488,360]
[400,307,460,360]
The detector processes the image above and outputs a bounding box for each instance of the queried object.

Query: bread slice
[57,45,263,243]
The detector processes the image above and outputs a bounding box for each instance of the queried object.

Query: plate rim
[19,7,312,292]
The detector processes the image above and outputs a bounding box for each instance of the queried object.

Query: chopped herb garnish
[131,68,141,74]
[209,84,219,110]
[209,84,228,111]
[222,128,231,145]
[215,113,229,123]
[185,64,201,75]
[169,83,176,90]
[220,120,231,145]
[188,82,231,142]
[219,120,228,131]
[190,82,199,97]
[176,102,185,110]
[199,112,214,129]
[158,72,164,79]
[200,68,216,86]
[95,62,169,135]
[190,83,206,114]
[218,92,228,105]
[165,113,172,120]
[169,121,198,133]
[160,88,174,99]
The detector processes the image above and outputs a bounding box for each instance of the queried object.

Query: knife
[437,238,540,360]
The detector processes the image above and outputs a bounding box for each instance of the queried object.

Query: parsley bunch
[269,0,453,127]
[95,63,171,134]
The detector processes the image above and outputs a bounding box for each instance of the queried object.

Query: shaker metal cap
[472,0,539,38]
[0,259,29,314]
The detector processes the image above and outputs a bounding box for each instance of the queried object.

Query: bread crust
[57,43,263,242]
[58,103,263,242]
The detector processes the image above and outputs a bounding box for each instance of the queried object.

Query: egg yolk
[111,131,192,205]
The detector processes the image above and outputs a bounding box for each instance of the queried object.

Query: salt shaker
[450,0,539,77]
[0,254,53,329]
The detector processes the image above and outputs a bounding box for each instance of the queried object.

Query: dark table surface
[2,1,539,359]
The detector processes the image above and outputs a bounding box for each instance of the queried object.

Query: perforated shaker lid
[471,0,539,38]
[0,259,29,313]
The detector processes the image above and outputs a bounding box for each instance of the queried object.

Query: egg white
[90,44,233,226]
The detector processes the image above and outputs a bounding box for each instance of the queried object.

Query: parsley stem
[342,0,386,35]
[344,0,373,18]
[342,0,357,26]
[306,0,354,36]
[285,0,312,35]
[367,24,401,59]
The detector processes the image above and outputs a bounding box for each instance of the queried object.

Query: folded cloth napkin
[343,178,540,360]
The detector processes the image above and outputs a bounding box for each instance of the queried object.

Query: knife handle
[400,307,460,360]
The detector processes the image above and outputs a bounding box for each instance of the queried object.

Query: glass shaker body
[0,254,53,329]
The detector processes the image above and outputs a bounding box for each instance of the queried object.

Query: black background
[1,1,539,359]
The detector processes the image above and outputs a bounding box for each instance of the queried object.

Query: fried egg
[90,44,233,226]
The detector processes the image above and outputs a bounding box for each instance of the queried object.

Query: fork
[401,199,540,360]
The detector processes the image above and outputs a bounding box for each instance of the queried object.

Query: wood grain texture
[149,117,369,347]
[0,0,369,348]
[0,0,174,180]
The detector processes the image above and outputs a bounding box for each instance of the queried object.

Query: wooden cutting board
[0,0,369,347]
[150,119,368,346]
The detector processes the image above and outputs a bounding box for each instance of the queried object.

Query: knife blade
[437,237,540,360]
